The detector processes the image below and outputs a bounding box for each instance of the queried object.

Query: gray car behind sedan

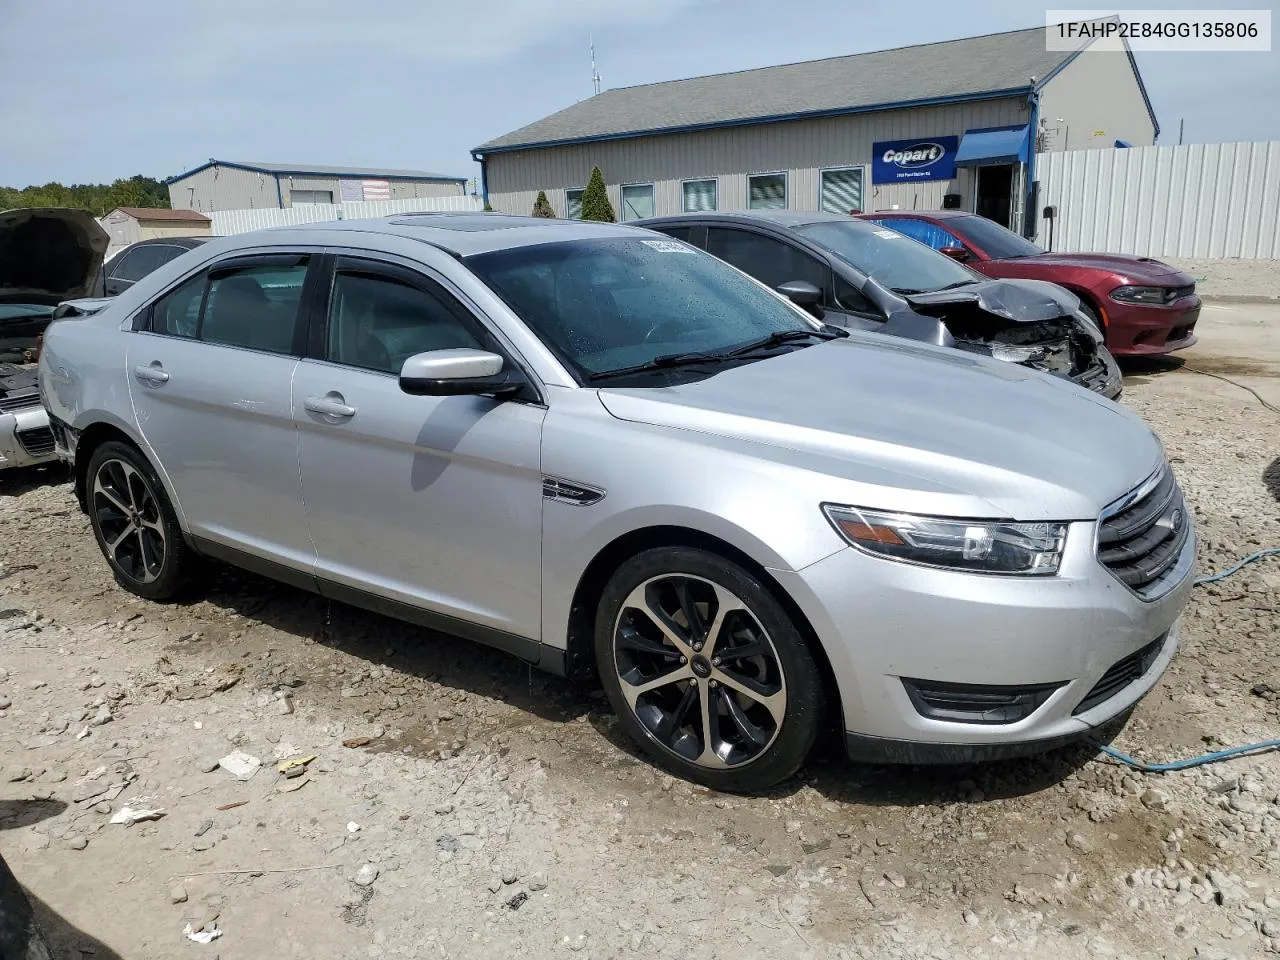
[39,214,1194,791]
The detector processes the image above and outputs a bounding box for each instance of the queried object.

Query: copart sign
[871,136,959,184]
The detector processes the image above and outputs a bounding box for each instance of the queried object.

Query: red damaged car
[861,211,1200,357]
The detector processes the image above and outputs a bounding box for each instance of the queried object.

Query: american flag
[361,179,390,201]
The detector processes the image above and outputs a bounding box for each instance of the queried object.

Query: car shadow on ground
[1,800,123,960]
[586,710,1107,806]
[180,563,594,728]
[1117,355,1183,385]
[188,562,1104,807]
[0,462,71,498]
[1264,456,1280,503]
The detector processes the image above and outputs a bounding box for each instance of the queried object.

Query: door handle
[304,395,357,420]
[133,363,169,384]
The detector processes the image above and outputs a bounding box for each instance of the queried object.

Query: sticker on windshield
[873,229,900,239]
[640,239,694,253]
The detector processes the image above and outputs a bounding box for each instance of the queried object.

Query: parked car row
[857,210,1201,357]
[38,212,1196,791]
[637,211,1123,398]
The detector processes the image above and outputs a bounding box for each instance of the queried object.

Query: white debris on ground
[0,337,1278,959]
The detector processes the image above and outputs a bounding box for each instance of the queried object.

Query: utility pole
[1178,118,1185,145]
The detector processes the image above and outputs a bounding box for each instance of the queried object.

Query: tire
[85,440,192,601]
[594,546,826,792]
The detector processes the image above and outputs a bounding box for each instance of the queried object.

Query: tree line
[0,175,170,217]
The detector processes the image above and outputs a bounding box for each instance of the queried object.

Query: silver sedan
[39,214,1195,791]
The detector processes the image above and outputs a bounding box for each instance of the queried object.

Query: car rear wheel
[86,440,191,601]
[594,547,825,792]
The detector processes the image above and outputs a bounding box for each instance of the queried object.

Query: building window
[682,178,718,212]
[820,167,865,215]
[565,188,585,220]
[748,173,787,210]
[620,183,655,221]
[291,189,333,205]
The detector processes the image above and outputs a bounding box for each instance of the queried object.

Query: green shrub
[532,190,555,218]
[579,167,615,222]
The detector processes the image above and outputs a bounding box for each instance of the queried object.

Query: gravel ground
[1,322,1278,960]
[1165,258,1280,301]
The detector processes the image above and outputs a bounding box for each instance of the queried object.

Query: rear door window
[110,245,172,282]
[144,257,310,355]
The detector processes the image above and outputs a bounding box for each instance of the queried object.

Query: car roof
[130,236,209,247]
[862,210,975,221]
[636,210,864,230]
[256,213,656,257]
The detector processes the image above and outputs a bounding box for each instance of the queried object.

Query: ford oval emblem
[882,142,946,169]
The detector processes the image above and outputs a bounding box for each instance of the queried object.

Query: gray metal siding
[1037,142,1280,259]
[484,98,1028,218]
[169,166,466,211]
[1037,47,1156,151]
[168,166,278,212]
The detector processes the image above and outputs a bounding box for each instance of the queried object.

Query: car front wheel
[594,547,826,792]
[86,440,191,601]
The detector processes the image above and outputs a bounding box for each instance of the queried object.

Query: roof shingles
[477,26,1072,153]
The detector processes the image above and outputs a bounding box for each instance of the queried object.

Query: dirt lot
[2,306,1279,960]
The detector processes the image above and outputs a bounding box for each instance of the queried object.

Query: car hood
[1002,252,1192,283]
[596,335,1162,521]
[0,208,110,305]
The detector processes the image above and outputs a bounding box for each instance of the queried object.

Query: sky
[1,0,1277,189]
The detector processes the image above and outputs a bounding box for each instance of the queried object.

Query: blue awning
[954,125,1031,166]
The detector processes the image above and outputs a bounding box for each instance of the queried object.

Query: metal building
[473,26,1156,236]
[165,161,469,213]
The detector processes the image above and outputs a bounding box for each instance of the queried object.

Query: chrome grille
[0,394,40,414]
[1097,466,1189,598]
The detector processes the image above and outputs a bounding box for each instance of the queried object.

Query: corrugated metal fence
[1036,141,1280,260]
[210,194,483,236]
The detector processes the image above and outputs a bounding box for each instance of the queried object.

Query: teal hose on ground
[1194,547,1280,586]
[1095,548,1280,772]
[1099,740,1280,773]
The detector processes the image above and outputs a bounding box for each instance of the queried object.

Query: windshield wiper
[587,328,842,382]
[727,327,843,356]
[586,351,737,382]
[892,280,977,295]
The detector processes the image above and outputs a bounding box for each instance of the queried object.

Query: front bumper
[770,512,1195,761]
[1106,296,1201,357]
[1072,349,1123,400]
[0,406,58,471]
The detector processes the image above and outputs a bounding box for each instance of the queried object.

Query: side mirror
[939,246,971,262]
[399,349,521,397]
[776,280,823,309]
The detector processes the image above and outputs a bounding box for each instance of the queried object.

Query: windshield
[466,237,819,381]
[951,215,1045,259]
[795,220,979,295]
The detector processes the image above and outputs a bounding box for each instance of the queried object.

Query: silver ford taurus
[38,214,1195,791]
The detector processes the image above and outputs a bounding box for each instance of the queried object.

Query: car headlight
[822,505,1068,575]
[1110,285,1168,305]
